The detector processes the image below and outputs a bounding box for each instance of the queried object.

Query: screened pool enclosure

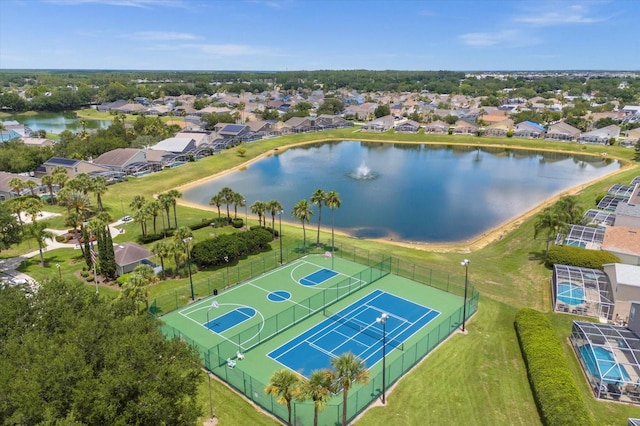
[571,321,640,404]
[552,264,613,320]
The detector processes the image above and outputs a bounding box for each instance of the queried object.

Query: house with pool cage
[570,302,640,404]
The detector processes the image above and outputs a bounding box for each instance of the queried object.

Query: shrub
[55,235,65,243]
[191,228,272,268]
[80,270,90,278]
[514,309,593,426]
[232,218,244,228]
[138,229,175,244]
[546,245,620,269]
[189,218,215,231]
[86,276,95,282]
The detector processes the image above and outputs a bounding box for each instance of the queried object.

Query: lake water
[3,112,111,134]
[182,141,620,243]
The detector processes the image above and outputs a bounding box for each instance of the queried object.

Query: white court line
[248,282,313,312]
[180,258,307,316]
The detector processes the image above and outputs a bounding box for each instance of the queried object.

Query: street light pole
[278,209,283,264]
[461,259,470,332]
[184,237,195,301]
[376,312,389,404]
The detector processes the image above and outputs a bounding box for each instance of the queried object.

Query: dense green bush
[188,218,216,231]
[250,225,278,238]
[515,309,593,426]
[545,245,620,269]
[138,229,175,244]
[232,218,244,228]
[190,228,272,268]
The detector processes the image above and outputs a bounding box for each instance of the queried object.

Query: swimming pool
[557,282,585,305]
[579,344,630,384]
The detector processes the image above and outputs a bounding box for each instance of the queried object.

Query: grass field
[4,128,640,424]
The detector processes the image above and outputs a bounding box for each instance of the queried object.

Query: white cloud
[128,31,199,41]
[513,2,609,26]
[459,30,536,48]
[140,42,272,57]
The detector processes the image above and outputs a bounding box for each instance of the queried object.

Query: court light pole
[278,209,284,264]
[184,237,195,301]
[461,259,470,332]
[376,312,389,404]
[56,263,62,281]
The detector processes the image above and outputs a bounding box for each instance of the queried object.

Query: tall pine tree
[102,225,117,280]
[82,227,92,269]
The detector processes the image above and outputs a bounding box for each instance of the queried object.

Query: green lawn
[4,130,640,424]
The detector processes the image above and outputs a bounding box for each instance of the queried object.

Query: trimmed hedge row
[545,245,620,269]
[514,308,593,426]
[190,228,273,268]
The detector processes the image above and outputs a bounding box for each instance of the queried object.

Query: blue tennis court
[300,268,338,286]
[268,289,440,377]
[205,307,256,333]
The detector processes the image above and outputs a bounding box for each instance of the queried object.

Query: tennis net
[323,308,404,350]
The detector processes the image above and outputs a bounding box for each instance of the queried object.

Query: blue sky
[1,0,638,71]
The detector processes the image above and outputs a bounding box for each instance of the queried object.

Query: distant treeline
[1,70,639,112]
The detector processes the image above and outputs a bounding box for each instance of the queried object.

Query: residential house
[217,124,251,139]
[39,157,111,178]
[96,99,128,112]
[614,184,640,229]
[601,226,640,266]
[283,117,314,133]
[145,105,171,116]
[20,137,55,148]
[424,120,450,134]
[113,242,154,276]
[0,171,43,200]
[545,121,581,142]
[361,115,394,132]
[484,119,514,137]
[175,131,212,146]
[113,103,148,115]
[343,103,378,120]
[577,124,620,145]
[514,121,546,139]
[93,148,148,173]
[621,128,640,148]
[394,119,421,133]
[148,137,196,154]
[452,119,478,135]
[602,263,640,320]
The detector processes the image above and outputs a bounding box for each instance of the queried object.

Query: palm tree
[324,191,341,253]
[52,169,68,192]
[220,187,235,219]
[66,173,92,195]
[331,352,370,426]
[8,177,25,197]
[24,180,38,198]
[292,199,314,250]
[232,192,245,219]
[120,264,157,313]
[265,369,301,426]
[152,239,171,279]
[24,197,43,224]
[133,206,150,237]
[147,200,160,234]
[8,197,27,228]
[59,189,92,222]
[167,189,182,228]
[41,174,55,204]
[310,189,326,247]
[251,200,266,227]
[129,195,146,213]
[91,176,107,211]
[297,369,336,426]
[534,206,563,255]
[157,193,172,229]
[556,195,583,225]
[267,200,283,238]
[209,193,223,218]
[26,221,54,266]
